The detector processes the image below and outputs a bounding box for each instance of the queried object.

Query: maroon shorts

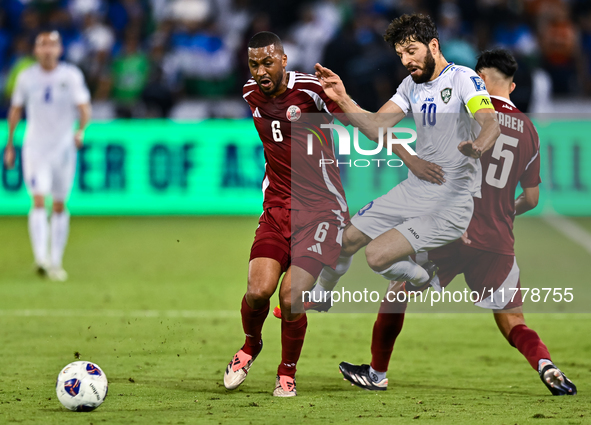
[423,240,523,310]
[250,206,349,278]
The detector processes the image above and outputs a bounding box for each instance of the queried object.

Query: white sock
[317,255,353,291]
[538,358,553,373]
[369,366,387,382]
[377,256,428,285]
[29,208,48,265]
[50,212,70,268]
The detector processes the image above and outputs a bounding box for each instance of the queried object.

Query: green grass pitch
[0,216,590,424]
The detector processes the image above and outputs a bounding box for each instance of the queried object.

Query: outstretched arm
[315,63,445,185]
[315,63,404,139]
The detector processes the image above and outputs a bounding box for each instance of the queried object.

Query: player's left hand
[74,130,84,149]
[458,140,482,158]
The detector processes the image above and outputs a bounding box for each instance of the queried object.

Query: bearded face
[396,40,437,84]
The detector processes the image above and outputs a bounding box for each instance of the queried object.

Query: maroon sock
[278,314,308,377]
[370,295,407,372]
[240,296,269,356]
[508,324,551,370]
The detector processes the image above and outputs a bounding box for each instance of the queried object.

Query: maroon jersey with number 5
[467,96,541,255]
[243,71,348,213]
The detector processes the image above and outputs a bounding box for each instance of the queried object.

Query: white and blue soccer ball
[56,361,108,411]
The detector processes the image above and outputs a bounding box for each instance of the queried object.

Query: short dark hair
[248,31,283,51]
[475,49,518,78]
[384,14,439,49]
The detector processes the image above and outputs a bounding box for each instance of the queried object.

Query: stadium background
[1,0,591,423]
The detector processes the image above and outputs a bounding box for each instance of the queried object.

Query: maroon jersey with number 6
[243,71,348,213]
[467,96,541,255]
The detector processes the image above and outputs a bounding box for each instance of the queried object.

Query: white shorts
[351,179,474,253]
[23,147,77,201]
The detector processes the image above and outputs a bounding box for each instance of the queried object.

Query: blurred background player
[3,31,91,281]
[223,32,349,397]
[339,49,576,397]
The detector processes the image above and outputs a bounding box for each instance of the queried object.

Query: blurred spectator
[4,36,35,100]
[0,0,590,118]
[142,41,175,117]
[168,2,235,97]
[287,1,342,73]
[108,0,146,37]
[537,1,580,95]
[111,28,149,116]
[439,1,478,68]
[577,3,591,95]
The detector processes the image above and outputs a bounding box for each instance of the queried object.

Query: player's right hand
[314,63,347,103]
[407,156,445,185]
[460,231,471,245]
[3,144,15,169]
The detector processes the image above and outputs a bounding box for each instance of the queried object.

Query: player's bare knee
[365,245,390,272]
[245,284,274,307]
[53,201,65,213]
[33,195,45,209]
[279,293,304,317]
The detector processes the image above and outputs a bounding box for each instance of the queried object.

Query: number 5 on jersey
[485,134,519,189]
[271,120,283,142]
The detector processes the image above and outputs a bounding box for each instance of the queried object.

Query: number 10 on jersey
[421,103,436,126]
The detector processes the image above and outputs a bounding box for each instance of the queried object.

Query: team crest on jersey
[440,88,452,104]
[286,105,301,122]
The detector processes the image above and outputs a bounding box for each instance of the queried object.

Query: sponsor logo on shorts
[408,227,420,239]
[358,201,374,216]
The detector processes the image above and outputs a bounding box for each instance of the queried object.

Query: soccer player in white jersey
[3,31,91,281]
[305,14,500,313]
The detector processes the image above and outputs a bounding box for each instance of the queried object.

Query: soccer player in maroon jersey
[223,32,350,397]
[339,49,577,396]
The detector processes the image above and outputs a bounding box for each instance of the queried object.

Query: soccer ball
[56,361,108,411]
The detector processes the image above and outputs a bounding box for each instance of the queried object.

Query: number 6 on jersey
[271,120,283,142]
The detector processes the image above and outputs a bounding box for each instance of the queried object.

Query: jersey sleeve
[317,88,350,125]
[11,72,27,107]
[389,77,411,114]
[242,79,256,103]
[519,128,542,188]
[71,67,91,105]
[455,68,494,115]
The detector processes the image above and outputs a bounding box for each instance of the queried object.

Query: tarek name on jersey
[243,71,348,213]
[467,96,541,255]
[390,63,495,197]
[12,63,90,155]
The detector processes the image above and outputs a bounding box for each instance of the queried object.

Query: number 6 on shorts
[314,222,329,243]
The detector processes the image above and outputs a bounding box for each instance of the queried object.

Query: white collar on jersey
[490,95,516,108]
[287,71,295,89]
